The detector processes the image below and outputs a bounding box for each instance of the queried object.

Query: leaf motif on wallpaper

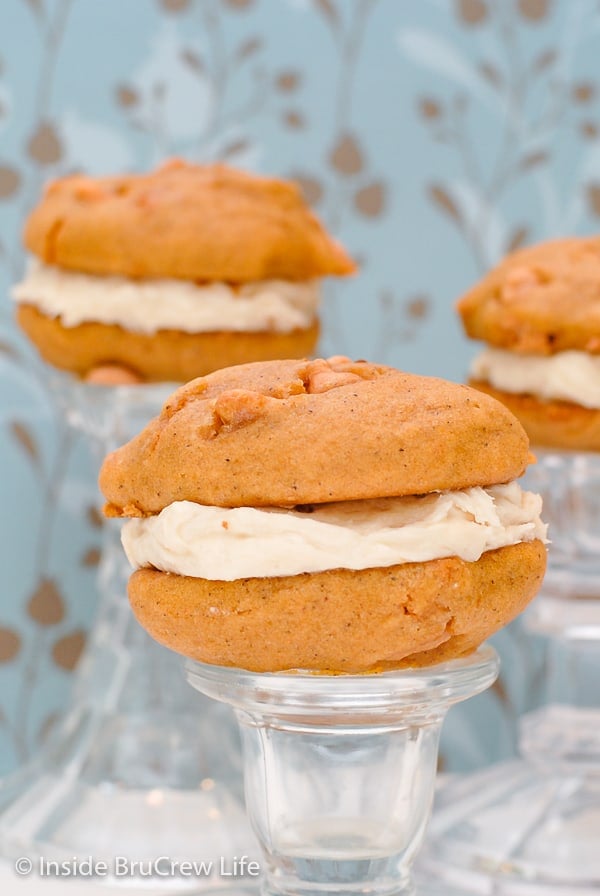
[22,0,44,20]
[115,84,140,108]
[180,49,206,76]
[27,579,65,627]
[160,0,191,12]
[86,505,104,529]
[354,181,386,218]
[375,290,432,360]
[37,712,59,745]
[533,48,557,73]
[282,110,305,130]
[329,133,364,176]
[10,422,40,469]
[235,37,263,61]
[573,83,595,103]
[52,629,86,671]
[505,226,530,254]
[0,165,21,199]
[276,71,301,93]
[454,0,489,27]
[428,184,462,223]
[581,122,598,139]
[586,184,600,216]
[222,0,255,10]
[418,97,443,119]
[520,150,548,170]
[27,121,63,165]
[313,0,339,30]
[518,0,550,22]
[290,173,323,206]
[406,295,430,320]
[0,340,19,359]
[478,61,502,88]
[0,628,21,663]
[221,138,251,159]
[81,547,101,567]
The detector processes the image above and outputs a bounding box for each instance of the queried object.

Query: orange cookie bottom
[470,379,600,452]
[129,541,546,673]
[17,304,319,383]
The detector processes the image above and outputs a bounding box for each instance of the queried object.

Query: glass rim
[185,644,499,715]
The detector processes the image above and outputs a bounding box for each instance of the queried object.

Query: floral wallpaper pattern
[0,0,597,775]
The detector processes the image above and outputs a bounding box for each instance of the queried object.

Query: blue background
[1,0,598,774]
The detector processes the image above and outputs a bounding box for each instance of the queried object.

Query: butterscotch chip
[128,541,546,673]
[99,357,531,515]
[458,237,600,354]
[17,304,319,384]
[24,161,356,281]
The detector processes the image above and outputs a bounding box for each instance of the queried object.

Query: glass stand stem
[186,647,499,896]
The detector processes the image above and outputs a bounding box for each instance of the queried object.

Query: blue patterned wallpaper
[0,0,597,775]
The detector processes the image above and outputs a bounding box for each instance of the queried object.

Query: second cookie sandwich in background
[13,160,355,383]
[100,356,547,673]
[459,236,600,450]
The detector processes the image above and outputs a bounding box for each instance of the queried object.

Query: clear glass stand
[417,452,600,895]
[0,373,257,889]
[185,646,499,896]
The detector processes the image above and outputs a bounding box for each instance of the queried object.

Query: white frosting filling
[12,261,320,335]
[121,483,547,581]
[471,347,600,409]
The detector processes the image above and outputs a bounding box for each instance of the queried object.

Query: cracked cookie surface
[24,159,356,282]
[100,356,531,515]
[458,236,600,354]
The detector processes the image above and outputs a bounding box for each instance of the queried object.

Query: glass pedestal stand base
[185,646,499,896]
[0,375,257,889]
[417,598,600,895]
[417,452,600,895]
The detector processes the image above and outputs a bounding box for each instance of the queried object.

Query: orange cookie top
[99,356,531,516]
[458,236,600,354]
[25,160,356,282]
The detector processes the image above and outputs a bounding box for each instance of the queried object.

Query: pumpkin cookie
[14,160,354,382]
[99,356,547,673]
[458,237,600,449]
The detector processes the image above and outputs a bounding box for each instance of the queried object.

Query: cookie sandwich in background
[459,236,600,450]
[99,356,547,673]
[13,160,355,384]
